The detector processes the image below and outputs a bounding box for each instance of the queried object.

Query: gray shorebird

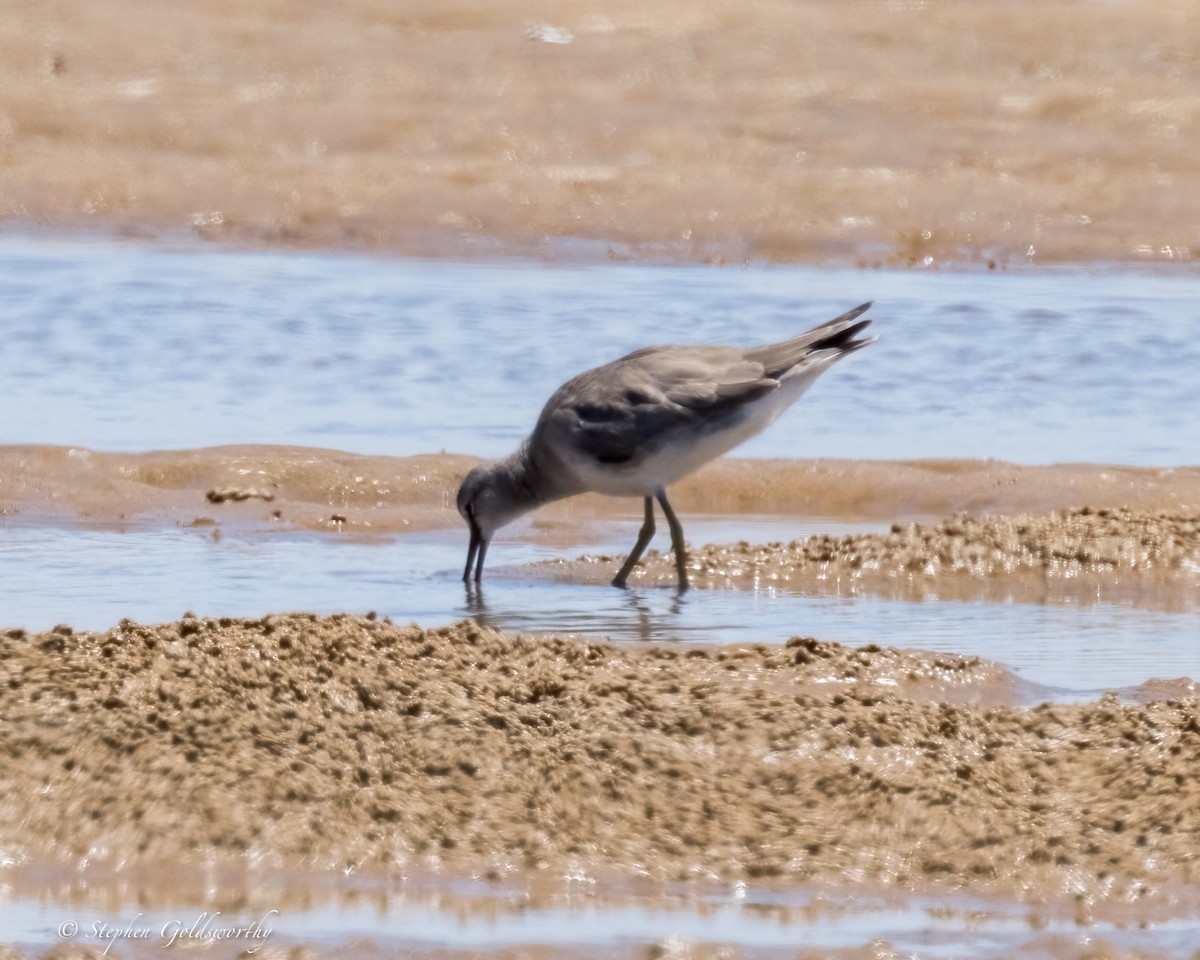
[457,303,875,589]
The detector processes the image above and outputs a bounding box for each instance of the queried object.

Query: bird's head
[456,460,534,582]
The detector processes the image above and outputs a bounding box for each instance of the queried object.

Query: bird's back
[528,304,874,498]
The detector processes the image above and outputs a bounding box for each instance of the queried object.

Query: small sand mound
[575,508,1200,601]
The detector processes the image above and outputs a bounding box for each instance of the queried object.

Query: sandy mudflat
[2,459,1199,960]
[2,612,1199,926]
[2,0,1199,266]
[0,444,477,535]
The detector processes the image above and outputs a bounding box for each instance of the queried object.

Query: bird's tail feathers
[747,302,875,377]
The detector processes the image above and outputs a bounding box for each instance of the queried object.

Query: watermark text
[57,911,277,955]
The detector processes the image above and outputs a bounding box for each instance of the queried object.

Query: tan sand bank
[0,444,473,534]
[1,614,1198,925]
[563,507,1200,609]
[2,0,1198,265]
[4,444,1199,534]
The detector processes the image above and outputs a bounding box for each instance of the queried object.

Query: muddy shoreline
[3,444,1199,956]
[5,443,1199,612]
[6,0,1200,951]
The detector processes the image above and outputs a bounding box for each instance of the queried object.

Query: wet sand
[3,0,1199,266]
[0,444,476,535]
[3,446,1200,956]
[5,442,1200,608]
[1,614,1198,923]
[5,443,1200,535]
[565,506,1200,609]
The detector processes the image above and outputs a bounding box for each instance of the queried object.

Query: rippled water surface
[4,234,1200,464]
[1,514,1196,699]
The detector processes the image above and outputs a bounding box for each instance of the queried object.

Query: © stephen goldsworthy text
[57,911,277,955]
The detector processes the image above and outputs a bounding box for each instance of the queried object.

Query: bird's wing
[537,345,777,467]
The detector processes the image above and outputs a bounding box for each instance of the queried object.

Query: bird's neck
[507,438,579,507]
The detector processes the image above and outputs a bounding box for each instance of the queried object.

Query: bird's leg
[463,524,489,583]
[462,526,480,583]
[655,488,689,591]
[612,496,656,587]
[473,537,489,582]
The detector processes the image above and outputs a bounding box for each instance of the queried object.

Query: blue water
[0,518,1194,697]
[1,233,1197,691]
[3,888,1197,959]
[2,232,1199,465]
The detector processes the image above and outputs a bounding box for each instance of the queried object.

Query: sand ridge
[5,444,1200,536]
[566,507,1200,607]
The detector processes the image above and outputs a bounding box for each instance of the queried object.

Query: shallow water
[3,233,1200,465]
[3,886,1199,959]
[2,518,1195,700]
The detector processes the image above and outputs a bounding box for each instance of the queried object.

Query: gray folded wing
[533,303,874,471]
[536,345,777,466]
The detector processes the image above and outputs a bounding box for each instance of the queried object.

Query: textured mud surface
[2,613,1198,928]
[569,508,1200,606]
